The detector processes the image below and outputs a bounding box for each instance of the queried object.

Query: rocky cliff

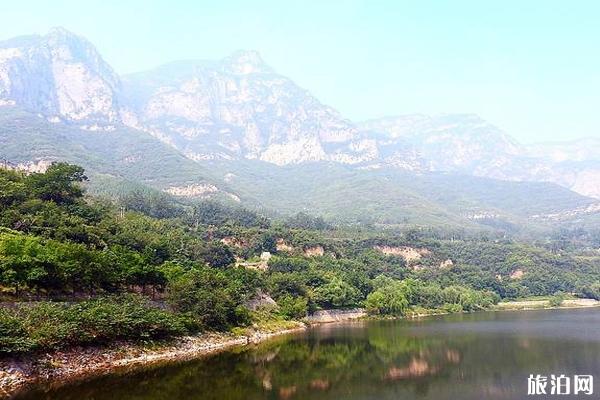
[0,27,121,125]
[121,51,371,165]
[0,27,598,199]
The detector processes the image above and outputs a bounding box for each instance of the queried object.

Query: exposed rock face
[359,114,521,175]
[121,52,367,165]
[0,27,597,200]
[275,239,294,252]
[245,290,277,311]
[524,139,600,199]
[220,236,247,248]
[0,27,121,124]
[510,269,525,280]
[306,308,366,323]
[303,246,324,257]
[358,115,600,198]
[373,245,430,263]
[4,159,52,173]
[164,183,219,198]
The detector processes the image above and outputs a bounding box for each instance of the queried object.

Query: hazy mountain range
[1,27,599,230]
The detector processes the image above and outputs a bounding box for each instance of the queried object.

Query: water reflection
[18,309,600,400]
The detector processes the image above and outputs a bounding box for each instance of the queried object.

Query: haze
[2,0,599,143]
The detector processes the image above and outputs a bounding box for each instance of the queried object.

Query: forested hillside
[1,164,599,354]
[2,106,598,232]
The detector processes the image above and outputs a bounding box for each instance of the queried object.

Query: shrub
[0,307,35,353]
[548,293,565,307]
[165,267,252,330]
[313,277,361,308]
[0,295,188,354]
[441,303,463,313]
[581,283,600,300]
[277,295,308,320]
[71,295,188,342]
[268,256,310,273]
[365,282,409,316]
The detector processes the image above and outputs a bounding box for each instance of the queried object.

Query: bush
[165,267,252,330]
[72,295,188,342]
[365,278,498,316]
[313,277,361,308]
[0,295,188,354]
[268,256,310,273]
[441,303,463,313]
[365,282,409,316]
[198,241,235,269]
[277,295,308,320]
[0,307,35,353]
[581,283,600,300]
[548,293,565,307]
[413,283,444,309]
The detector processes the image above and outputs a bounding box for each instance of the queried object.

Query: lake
[17,308,600,400]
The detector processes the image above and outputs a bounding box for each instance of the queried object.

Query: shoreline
[2,300,599,398]
[0,324,307,399]
[494,298,600,311]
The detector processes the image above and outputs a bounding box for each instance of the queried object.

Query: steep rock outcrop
[121,51,369,164]
[0,27,121,124]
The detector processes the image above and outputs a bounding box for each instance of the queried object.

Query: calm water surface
[18,308,600,400]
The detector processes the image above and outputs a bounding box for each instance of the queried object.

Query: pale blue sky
[2,0,599,143]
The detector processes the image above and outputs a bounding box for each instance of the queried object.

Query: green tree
[166,267,250,330]
[199,241,235,268]
[26,163,87,204]
[277,295,308,319]
[314,277,361,308]
[0,169,26,207]
[268,256,309,273]
[365,282,409,316]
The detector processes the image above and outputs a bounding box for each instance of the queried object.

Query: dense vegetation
[0,163,598,354]
[3,105,595,231]
[0,295,188,353]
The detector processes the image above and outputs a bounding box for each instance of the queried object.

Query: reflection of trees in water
[241,331,465,399]
[239,326,588,400]
[24,321,600,400]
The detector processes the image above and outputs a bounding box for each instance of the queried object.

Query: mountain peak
[222,50,272,74]
[46,26,78,39]
[0,28,120,122]
[43,27,103,63]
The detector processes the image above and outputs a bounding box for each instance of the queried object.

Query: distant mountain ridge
[0,27,598,209]
[358,115,600,198]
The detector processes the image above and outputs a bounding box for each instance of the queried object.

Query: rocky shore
[306,308,367,323]
[3,302,598,398]
[495,298,600,310]
[0,323,306,399]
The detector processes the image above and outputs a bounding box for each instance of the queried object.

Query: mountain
[358,115,600,199]
[0,105,241,203]
[121,52,372,165]
[525,139,600,198]
[357,114,522,174]
[199,159,597,231]
[0,27,122,125]
[119,52,599,199]
[0,27,598,230]
[526,138,600,163]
